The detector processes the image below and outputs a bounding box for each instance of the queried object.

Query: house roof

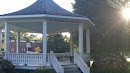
[1,0,83,17]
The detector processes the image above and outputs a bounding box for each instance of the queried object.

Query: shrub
[91,54,128,73]
[0,70,3,73]
[0,60,15,73]
[34,47,42,53]
[15,69,33,73]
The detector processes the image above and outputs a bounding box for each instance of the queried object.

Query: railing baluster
[38,55,41,64]
[47,54,50,64]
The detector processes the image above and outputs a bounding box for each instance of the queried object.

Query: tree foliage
[47,33,70,53]
[73,0,128,56]
[34,47,42,53]
[73,0,130,72]
[9,31,37,41]
[91,54,128,73]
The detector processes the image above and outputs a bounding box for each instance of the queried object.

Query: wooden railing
[50,51,64,73]
[7,53,50,65]
[53,53,70,57]
[74,51,90,73]
[7,52,70,66]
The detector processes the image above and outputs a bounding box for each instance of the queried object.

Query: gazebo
[0,0,95,73]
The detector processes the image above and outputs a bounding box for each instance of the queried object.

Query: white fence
[7,53,70,65]
[7,53,50,65]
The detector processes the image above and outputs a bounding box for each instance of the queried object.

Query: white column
[70,32,73,56]
[86,28,90,73]
[16,32,20,53]
[0,29,2,54]
[4,22,10,60]
[79,24,83,58]
[43,20,47,66]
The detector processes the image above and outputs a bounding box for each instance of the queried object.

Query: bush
[15,69,33,73]
[0,60,15,73]
[91,54,128,73]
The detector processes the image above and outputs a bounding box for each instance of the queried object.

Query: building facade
[9,40,42,53]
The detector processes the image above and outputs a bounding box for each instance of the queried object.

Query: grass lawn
[128,64,130,72]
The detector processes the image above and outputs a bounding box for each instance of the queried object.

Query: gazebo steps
[60,61,74,65]
[62,64,81,73]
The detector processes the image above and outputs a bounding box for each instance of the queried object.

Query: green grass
[128,64,130,71]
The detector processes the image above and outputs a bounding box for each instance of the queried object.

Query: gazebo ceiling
[8,20,80,33]
[1,0,82,17]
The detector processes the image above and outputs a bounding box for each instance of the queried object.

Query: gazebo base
[15,64,52,70]
[6,51,90,73]
[15,62,82,73]
[14,62,73,70]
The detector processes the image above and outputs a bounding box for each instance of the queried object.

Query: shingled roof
[1,0,83,17]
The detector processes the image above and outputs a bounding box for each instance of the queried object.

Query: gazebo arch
[0,0,95,73]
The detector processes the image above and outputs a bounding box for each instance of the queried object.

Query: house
[9,40,43,53]
[0,0,95,73]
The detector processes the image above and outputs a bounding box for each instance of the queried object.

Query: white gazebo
[0,0,95,73]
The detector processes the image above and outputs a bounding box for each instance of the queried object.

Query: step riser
[64,69,80,71]
[62,64,82,73]
[64,71,81,73]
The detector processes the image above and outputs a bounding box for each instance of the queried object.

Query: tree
[47,33,70,53]
[20,32,37,41]
[9,31,17,39]
[73,0,129,72]
[73,0,127,56]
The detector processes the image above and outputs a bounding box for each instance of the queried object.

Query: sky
[0,0,74,15]
[0,0,74,37]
